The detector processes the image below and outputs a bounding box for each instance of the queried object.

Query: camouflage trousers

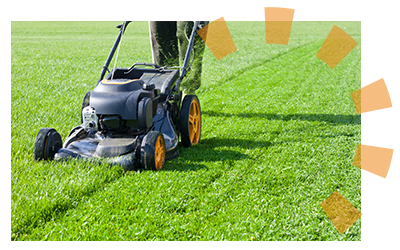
[149,21,208,95]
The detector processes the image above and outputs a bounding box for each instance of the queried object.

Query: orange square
[264,7,295,45]
[361,77,393,113]
[316,25,358,68]
[197,17,237,61]
[350,78,392,114]
[320,191,361,234]
[353,144,394,178]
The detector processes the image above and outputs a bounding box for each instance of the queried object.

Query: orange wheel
[154,133,165,170]
[140,131,166,171]
[180,95,201,147]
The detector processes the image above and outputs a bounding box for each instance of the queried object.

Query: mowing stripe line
[212,40,318,89]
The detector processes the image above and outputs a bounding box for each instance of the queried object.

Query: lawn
[11,21,361,240]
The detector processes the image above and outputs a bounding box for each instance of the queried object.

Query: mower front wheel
[140,131,166,171]
[34,128,63,161]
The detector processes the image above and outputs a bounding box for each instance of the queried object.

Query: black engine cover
[89,79,155,120]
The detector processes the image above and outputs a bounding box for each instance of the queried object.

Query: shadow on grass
[203,111,361,126]
[163,137,274,172]
[150,111,359,172]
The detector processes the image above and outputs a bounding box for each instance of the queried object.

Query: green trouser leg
[177,21,208,95]
[149,21,208,95]
[149,21,179,67]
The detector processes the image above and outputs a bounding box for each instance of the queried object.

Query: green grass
[11,21,361,240]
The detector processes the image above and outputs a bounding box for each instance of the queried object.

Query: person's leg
[149,21,179,67]
[177,21,209,95]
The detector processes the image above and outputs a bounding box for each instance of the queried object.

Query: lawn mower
[34,21,203,171]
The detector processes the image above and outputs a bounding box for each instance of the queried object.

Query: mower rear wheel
[140,131,166,171]
[34,128,63,161]
[180,95,201,147]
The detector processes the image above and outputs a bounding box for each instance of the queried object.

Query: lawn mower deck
[34,21,203,171]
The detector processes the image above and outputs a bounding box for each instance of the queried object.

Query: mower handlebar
[124,63,161,75]
[98,21,202,87]
[116,21,131,33]
[98,21,132,84]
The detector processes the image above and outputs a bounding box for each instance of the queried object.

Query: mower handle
[124,63,161,75]
[116,21,131,32]
[98,21,132,84]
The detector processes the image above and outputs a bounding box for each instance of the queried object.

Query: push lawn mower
[34,21,203,171]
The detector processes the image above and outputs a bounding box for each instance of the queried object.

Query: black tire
[140,131,166,171]
[180,95,201,148]
[34,128,63,161]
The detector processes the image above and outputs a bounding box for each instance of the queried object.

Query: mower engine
[82,78,159,134]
